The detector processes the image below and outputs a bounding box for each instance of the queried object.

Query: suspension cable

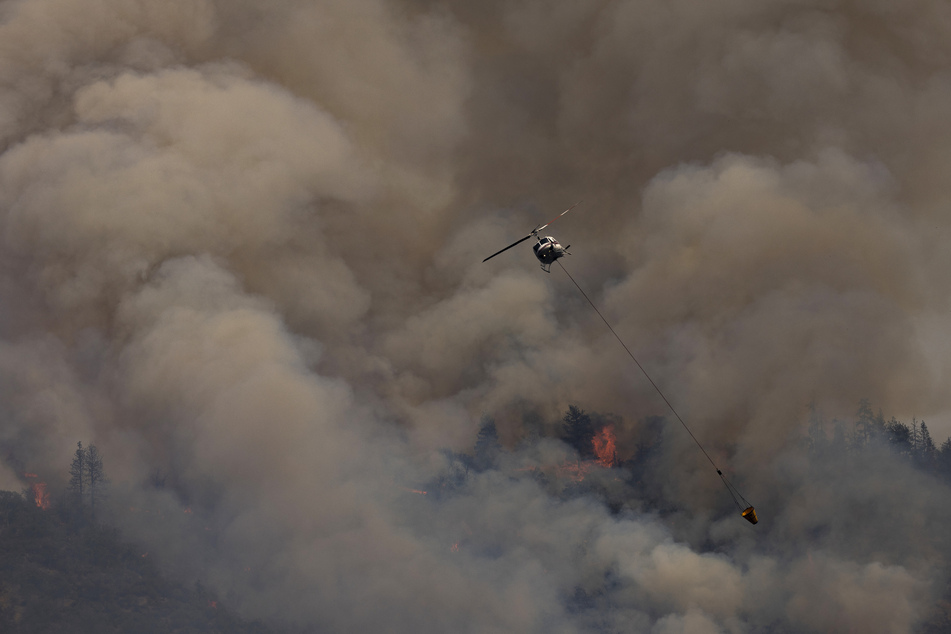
[556,260,752,512]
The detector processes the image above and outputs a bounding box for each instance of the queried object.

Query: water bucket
[741,506,758,524]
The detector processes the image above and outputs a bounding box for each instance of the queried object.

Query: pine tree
[854,398,874,447]
[871,408,887,444]
[885,417,912,456]
[563,406,595,459]
[938,437,951,480]
[67,441,86,519]
[917,421,936,469]
[830,418,848,456]
[66,441,108,522]
[473,416,502,472]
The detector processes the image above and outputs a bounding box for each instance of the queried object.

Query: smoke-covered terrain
[3,0,951,632]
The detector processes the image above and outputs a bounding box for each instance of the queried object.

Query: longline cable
[556,260,754,516]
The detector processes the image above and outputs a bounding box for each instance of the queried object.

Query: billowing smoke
[2,0,951,631]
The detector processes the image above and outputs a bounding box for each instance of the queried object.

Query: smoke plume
[2,0,951,631]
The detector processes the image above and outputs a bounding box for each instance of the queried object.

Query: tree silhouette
[854,398,875,447]
[563,406,595,459]
[872,408,887,444]
[885,418,912,456]
[917,421,936,468]
[67,442,87,521]
[66,441,107,523]
[473,416,502,472]
[830,418,848,457]
[938,438,951,480]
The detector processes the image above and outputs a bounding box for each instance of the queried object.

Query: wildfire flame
[593,425,617,468]
[32,482,51,510]
[450,542,460,553]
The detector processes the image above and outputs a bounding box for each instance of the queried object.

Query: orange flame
[450,542,460,553]
[593,425,617,468]
[23,472,39,478]
[32,482,51,510]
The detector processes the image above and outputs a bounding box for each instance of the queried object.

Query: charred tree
[66,441,108,523]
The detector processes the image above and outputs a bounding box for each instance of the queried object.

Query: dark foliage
[0,491,272,634]
[562,405,595,459]
[473,416,502,472]
[67,442,109,525]
[811,401,951,486]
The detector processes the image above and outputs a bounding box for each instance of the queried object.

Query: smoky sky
[2,0,951,632]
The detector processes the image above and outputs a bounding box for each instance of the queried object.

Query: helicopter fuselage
[533,236,567,272]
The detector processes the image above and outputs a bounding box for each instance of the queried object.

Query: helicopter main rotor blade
[534,201,582,233]
[482,234,533,262]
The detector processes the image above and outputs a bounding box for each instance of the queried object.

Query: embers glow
[558,461,591,482]
[32,482,51,509]
[593,425,617,468]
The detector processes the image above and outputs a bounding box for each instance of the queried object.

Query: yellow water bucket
[741,506,758,524]
[741,506,759,524]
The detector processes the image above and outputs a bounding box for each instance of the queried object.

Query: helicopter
[482,202,581,272]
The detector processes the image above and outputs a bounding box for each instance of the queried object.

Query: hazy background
[2,0,951,631]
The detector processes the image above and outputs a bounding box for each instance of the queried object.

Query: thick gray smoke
[3,0,951,631]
